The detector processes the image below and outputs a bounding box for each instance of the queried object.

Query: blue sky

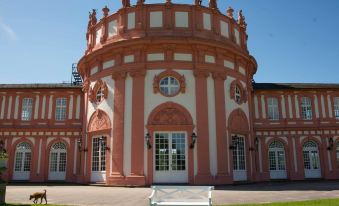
[0,0,338,84]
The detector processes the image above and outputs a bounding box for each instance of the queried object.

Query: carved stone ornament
[228,108,249,133]
[226,7,234,19]
[238,10,247,30]
[122,0,131,8]
[137,0,145,5]
[89,79,108,103]
[88,109,111,132]
[148,102,193,126]
[230,80,247,104]
[209,0,218,10]
[195,0,202,5]
[82,79,90,93]
[153,70,186,97]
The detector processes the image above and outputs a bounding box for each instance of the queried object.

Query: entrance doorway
[303,141,321,178]
[48,142,67,181]
[153,132,188,183]
[91,137,107,182]
[232,135,247,181]
[13,142,32,180]
[268,141,287,179]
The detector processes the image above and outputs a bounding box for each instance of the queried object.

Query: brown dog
[29,189,47,204]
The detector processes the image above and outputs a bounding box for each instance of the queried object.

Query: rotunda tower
[77,0,257,186]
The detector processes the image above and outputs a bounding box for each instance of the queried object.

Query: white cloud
[0,18,17,41]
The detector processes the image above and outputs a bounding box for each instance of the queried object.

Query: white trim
[7,96,12,119]
[207,76,217,176]
[123,75,133,176]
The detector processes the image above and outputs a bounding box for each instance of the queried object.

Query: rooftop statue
[122,0,131,8]
[226,7,234,19]
[238,10,247,29]
[90,9,97,27]
[195,0,202,6]
[137,0,145,5]
[209,0,218,10]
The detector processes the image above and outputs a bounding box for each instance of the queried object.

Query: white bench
[149,186,214,206]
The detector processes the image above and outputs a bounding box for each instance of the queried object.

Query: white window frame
[301,97,313,120]
[96,87,104,103]
[159,76,180,96]
[334,97,339,120]
[21,98,33,121]
[235,86,241,103]
[55,98,67,121]
[267,97,279,120]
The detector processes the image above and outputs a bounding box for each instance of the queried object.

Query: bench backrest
[150,186,214,204]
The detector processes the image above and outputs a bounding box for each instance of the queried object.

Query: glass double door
[154,132,188,183]
[232,135,247,181]
[91,137,106,182]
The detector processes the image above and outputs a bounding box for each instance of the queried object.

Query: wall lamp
[229,135,238,150]
[327,137,334,151]
[145,133,152,149]
[190,133,198,149]
[77,138,88,152]
[99,136,110,151]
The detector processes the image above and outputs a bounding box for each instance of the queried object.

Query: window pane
[301,97,312,120]
[268,97,279,120]
[21,98,33,121]
[334,97,339,120]
[55,98,67,121]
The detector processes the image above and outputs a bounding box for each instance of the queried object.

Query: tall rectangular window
[267,97,279,120]
[301,97,312,120]
[55,98,67,121]
[21,98,33,121]
[127,12,135,29]
[150,11,163,28]
[175,12,188,28]
[334,97,339,119]
[203,13,211,30]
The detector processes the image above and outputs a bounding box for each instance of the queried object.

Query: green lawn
[222,198,339,206]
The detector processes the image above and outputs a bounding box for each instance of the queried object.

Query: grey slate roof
[0,83,82,89]
[253,83,339,90]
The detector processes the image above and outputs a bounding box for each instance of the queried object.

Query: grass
[221,198,339,206]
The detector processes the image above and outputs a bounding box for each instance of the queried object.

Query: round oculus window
[159,76,180,96]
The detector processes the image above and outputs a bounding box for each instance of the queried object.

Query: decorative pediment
[228,109,249,133]
[148,102,193,126]
[88,109,111,132]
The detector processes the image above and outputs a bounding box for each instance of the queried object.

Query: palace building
[1,0,339,185]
